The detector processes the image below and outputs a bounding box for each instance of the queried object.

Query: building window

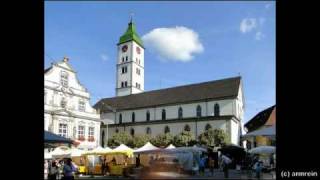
[119,114,122,124]
[130,128,135,136]
[122,66,128,74]
[88,127,95,142]
[136,82,140,89]
[162,109,166,120]
[136,68,140,75]
[126,56,128,61]
[121,82,124,88]
[146,111,150,122]
[101,130,105,147]
[125,81,128,87]
[132,112,135,123]
[60,98,67,108]
[115,128,119,133]
[60,71,68,87]
[58,123,68,137]
[178,107,183,119]
[196,105,202,117]
[164,126,170,134]
[146,127,151,135]
[184,124,191,132]
[205,124,212,131]
[214,103,220,116]
[122,57,124,62]
[78,100,85,112]
[78,126,85,140]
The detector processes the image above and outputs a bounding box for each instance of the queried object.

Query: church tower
[116,19,145,97]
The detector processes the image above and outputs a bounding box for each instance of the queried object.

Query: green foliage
[107,132,133,147]
[132,134,152,148]
[173,131,195,147]
[151,133,174,147]
[213,129,229,146]
[198,128,229,147]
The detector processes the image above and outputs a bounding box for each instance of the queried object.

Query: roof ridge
[101,76,241,100]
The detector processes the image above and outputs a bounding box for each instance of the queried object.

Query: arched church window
[214,103,220,116]
[178,107,183,119]
[205,124,212,131]
[164,126,170,134]
[130,128,135,136]
[132,112,135,123]
[146,127,151,135]
[162,109,166,120]
[146,111,150,122]
[184,124,191,132]
[196,105,202,117]
[115,128,119,133]
[119,114,122,124]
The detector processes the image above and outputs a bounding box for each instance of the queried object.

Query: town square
[44,1,275,179]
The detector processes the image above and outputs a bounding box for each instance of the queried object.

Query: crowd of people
[44,158,78,180]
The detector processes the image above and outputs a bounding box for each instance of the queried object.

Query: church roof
[44,67,52,74]
[94,76,241,112]
[244,105,276,132]
[118,21,144,48]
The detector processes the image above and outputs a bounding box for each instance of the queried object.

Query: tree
[198,128,229,147]
[107,132,133,147]
[173,131,195,147]
[133,134,152,148]
[151,133,174,147]
[213,129,229,146]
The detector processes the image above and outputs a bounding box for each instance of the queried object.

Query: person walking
[44,160,49,179]
[62,158,76,180]
[220,154,232,178]
[254,161,263,179]
[199,154,207,176]
[48,161,59,180]
[208,156,215,176]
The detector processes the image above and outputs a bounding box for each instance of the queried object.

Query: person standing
[254,161,263,179]
[208,156,215,176]
[48,161,59,180]
[199,154,206,176]
[44,160,49,179]
[220,154,231,178]
[136,154,141,168]
[101,158,106,176]
[63,158,76,180]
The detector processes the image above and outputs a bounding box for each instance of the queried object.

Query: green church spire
[118,20,144,48]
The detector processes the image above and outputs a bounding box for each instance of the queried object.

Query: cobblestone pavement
[75,169,276,179]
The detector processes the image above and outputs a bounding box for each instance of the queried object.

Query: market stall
[107,144,134,176]
[83,146,113,175]
[51,146,71,159]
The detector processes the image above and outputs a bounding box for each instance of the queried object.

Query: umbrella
[249,146,275,154]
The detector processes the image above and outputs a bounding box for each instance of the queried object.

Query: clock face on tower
[122,45,128,52]
[136,47,141,54]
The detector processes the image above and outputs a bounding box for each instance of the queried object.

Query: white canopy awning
[166,144,176,149]
[249,146,275,154]
[44,151,52,159]
[242,125,275,140]
[51,147,71,158]
[113,144,133,151]
[134,142,159,153]
[69,148,85,157]
[85,146,113,155]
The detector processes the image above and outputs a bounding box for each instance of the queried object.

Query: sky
[45,1,275,123]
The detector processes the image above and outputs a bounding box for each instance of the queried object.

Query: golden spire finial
[63,56,69,62]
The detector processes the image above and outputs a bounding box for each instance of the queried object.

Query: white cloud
[100,54,109,61]
[255,32,265,40]
[240,18,257,33]
[142,26,204,62]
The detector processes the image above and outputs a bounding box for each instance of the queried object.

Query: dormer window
[78,100,85,112]
[60,71,68,87]
[60,98,67,108]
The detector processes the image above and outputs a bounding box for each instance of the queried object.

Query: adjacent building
[44,57,101,149]
[243,105,276,149]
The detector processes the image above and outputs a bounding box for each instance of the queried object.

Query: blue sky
[45,1,275,123]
